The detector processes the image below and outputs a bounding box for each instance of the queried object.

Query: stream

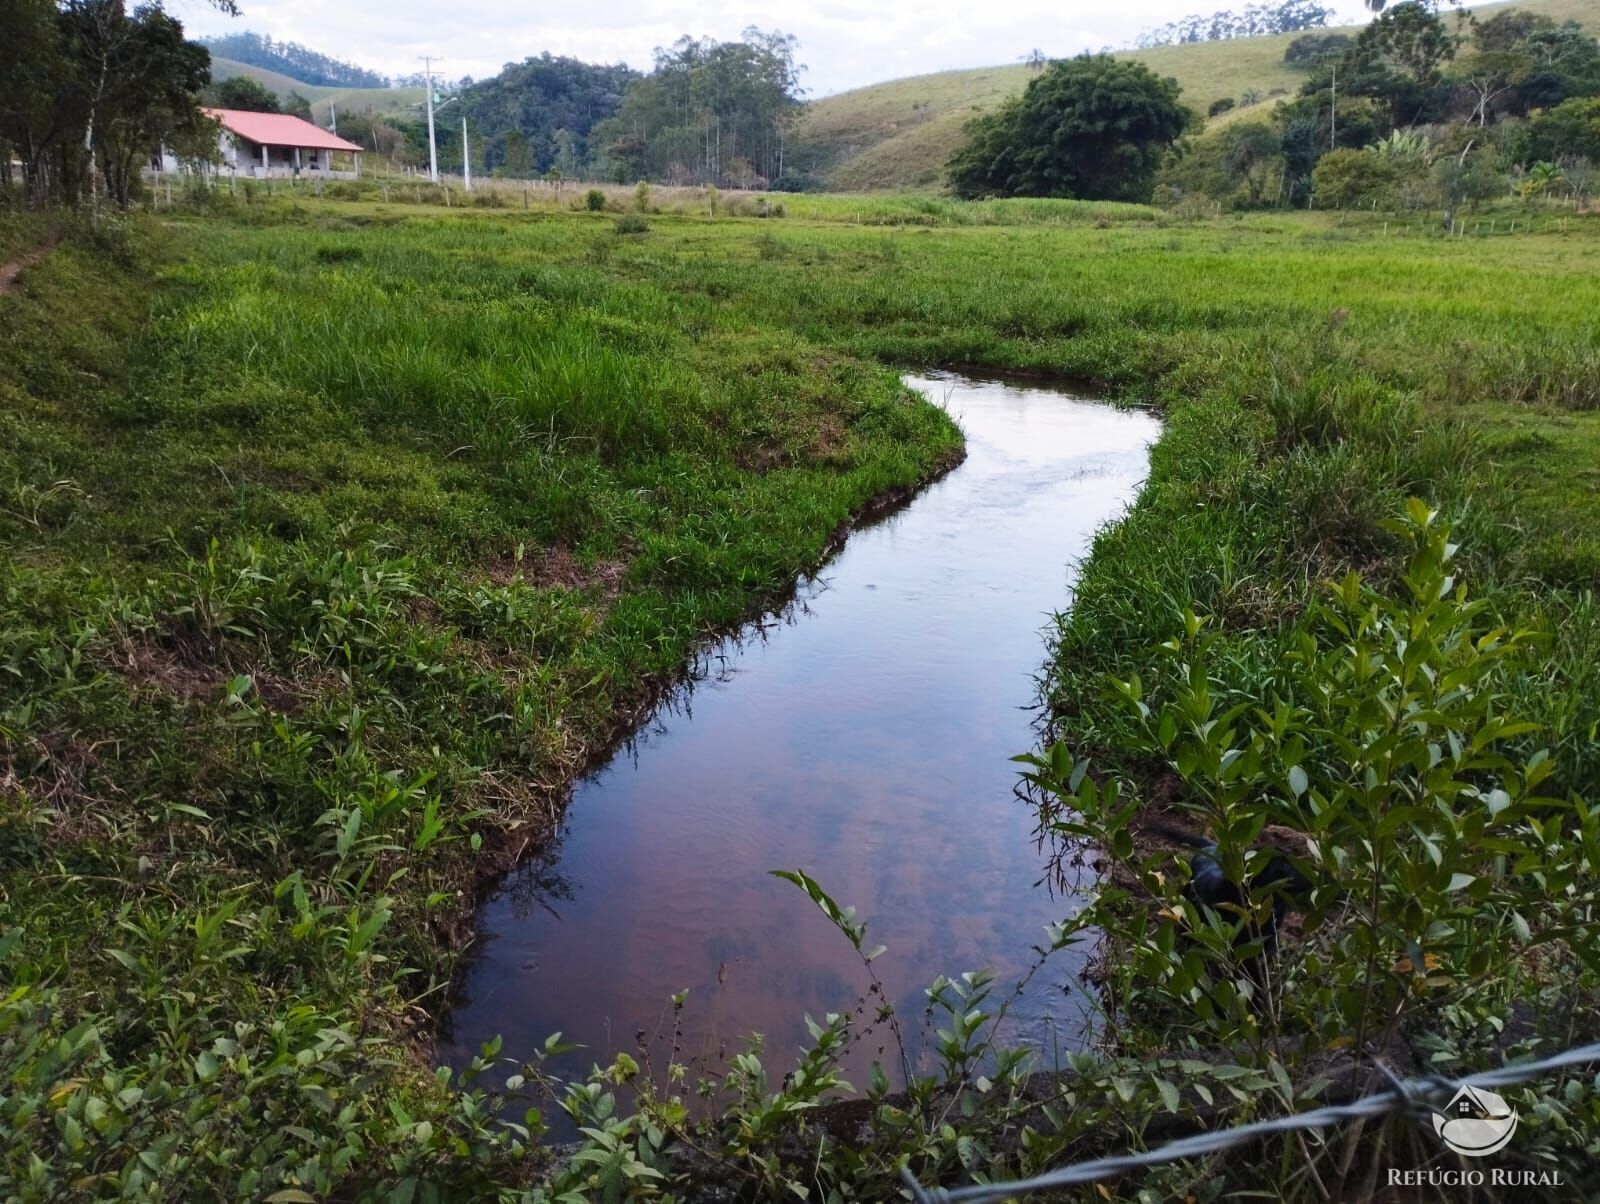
[443,371,1160,1106]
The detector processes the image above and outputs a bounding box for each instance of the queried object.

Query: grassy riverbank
[3,196,1597,1197]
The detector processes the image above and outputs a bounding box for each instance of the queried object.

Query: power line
[904,1040,1600,1203]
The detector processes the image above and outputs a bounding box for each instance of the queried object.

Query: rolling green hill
[792,0,1600,192]
[207,56,425,124]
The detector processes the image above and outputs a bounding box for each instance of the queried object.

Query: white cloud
[173,0,1399,97]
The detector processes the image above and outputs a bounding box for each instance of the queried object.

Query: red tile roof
[205,108,362,152]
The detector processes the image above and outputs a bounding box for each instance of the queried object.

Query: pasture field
[2,195,1598,1196]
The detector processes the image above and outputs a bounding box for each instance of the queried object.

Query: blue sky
[174,0,1418,97]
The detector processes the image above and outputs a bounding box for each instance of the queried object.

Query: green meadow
[3,196,1598,1196]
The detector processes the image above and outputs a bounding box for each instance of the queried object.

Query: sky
[172,0,1401,97]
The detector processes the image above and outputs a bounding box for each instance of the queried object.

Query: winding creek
[444,372,1161,1101]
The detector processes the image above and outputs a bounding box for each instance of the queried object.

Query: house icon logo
[1432,1085,1518,1156]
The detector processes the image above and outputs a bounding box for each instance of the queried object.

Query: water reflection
[445,372,1160,1112]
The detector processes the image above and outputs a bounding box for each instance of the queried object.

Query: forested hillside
[200,32,389,88]
[456,55,635,179]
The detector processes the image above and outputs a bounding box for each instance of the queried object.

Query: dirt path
[0,230,60,296]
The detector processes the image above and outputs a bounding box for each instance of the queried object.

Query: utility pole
[462,115,471,191]
[420,55,441,183]
[329,101,338,136]
[1330,60,1337,150]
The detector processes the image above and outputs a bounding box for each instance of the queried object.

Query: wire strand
[903,1040,1600,1203]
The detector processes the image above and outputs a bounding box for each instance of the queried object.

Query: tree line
[589,29,805,188]
[199,31,387,89]
[1,0,217,207]
[455,54,636,181]
[204,75,313,121]
[1136,0,1336,50]
[428,29,806,188]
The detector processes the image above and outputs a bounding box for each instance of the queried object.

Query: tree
[551,127,580,178]
[457,53,635,178]
[947,55,1191,202]
[1433,139,1504,226]
[1472,10,1550,54]
[1448,48,1532,127]
[2,0,221,207]
[1528,97,1600,163]
[501,128,533,177]
[1311,146,1404,208]
[1222,119,1283,204]
[209,75,279,112]
[1519,23,1600,105]
[283,89,312,121]
[335,109,414,166]
[1285,32,1352,65]
[1328,2,1459,126]
[586,28,804,186]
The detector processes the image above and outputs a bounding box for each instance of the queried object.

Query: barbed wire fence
[902,1039,1600,1203]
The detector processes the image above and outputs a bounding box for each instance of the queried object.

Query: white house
[156,108,362,179]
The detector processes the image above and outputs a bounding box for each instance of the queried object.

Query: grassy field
[3,194,1598,1196]
[792,0,1600,191]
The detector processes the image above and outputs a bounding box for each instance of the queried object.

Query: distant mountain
[200,32,389,90]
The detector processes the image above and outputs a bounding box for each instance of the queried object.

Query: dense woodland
[456,54,636,179]
[587,30,805,187]
[199,31,388,89]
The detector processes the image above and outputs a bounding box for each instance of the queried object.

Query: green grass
[3,193,1598,1196]
[792,0,1600,191]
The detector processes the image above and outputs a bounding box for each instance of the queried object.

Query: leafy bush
[584,188,606,212]
[1311,147,1407,209]
[613,213,650,235]
[1022,504,1598,1190]
[1208,96,1237,117]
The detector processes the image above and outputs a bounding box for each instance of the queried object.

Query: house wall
[222,134,348,178]
[149,131,358,180]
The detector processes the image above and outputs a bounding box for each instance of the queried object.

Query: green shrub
[1312,147,1407,210]
[613,213,649,235]
[1023,504,1598,1185]
[584,188,606,212]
